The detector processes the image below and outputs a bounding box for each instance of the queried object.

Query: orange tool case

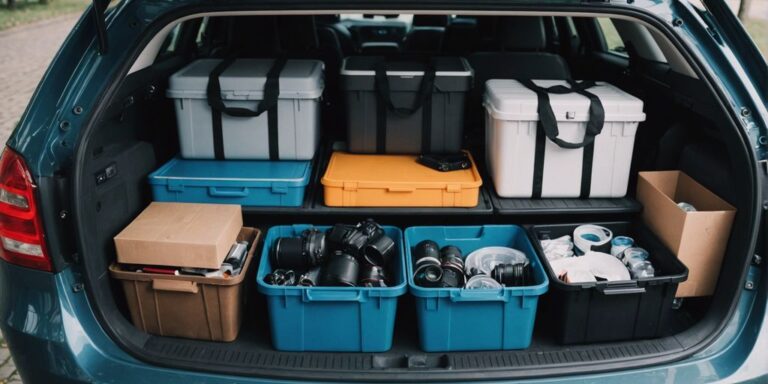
[321,151,482,207]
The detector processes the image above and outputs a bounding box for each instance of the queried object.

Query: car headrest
[412,15,450,27]
[404,27,445,52]
[499,16,546,51]
[315,14,341,24]
[229,16,279,57]
[278,16,319,52]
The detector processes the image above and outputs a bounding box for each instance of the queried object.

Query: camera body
[327,220,395,266]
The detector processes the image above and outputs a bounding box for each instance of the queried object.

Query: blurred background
[0,0,764,383]
[728,0,768,55]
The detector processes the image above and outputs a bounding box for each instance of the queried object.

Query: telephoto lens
[491,263,531,287]
[413,240,443,287]
[297,266,322,287]
[272,228,327,270]
[264,269,296,286]
[439,246,466,288]
[359,265,388,287]
[320,251,360,287]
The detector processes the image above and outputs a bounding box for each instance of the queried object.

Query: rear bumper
[0,260,764,384]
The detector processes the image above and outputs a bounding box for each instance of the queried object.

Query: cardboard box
[114,202,242,269]
[636,171,736,297]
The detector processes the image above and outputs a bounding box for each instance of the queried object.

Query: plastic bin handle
[597,284,646,295]
[387,186,415,193]
[302,289,364,302]
[152,279,199,294]
[450,289,506,302]
[208,187,249,197]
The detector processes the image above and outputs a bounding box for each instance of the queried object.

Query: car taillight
[0,148,51,271]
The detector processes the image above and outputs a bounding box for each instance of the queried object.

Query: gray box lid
[341,56,473,92]
[167,58,325,100]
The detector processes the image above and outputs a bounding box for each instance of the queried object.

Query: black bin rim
[526,221,689,293]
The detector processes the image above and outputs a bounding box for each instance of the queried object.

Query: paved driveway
[0,14,80,140]
[0,14,80,384]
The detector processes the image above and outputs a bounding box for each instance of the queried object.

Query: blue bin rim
[148,157,313,187]
[256,225,408,299]
[404,225,548,301]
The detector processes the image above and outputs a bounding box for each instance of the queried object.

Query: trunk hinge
[91,0,109,54]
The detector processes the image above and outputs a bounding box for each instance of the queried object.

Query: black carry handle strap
[521,79,605,198]
[207,57,287,117]
[518,79,605,149]
[207,57,287,160]
[374,60,437,117]
[374,59,437,153]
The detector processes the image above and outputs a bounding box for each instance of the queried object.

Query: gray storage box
[167,58,324,160]
[341,56,473,154]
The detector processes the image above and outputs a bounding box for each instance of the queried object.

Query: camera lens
[272,228,327,270]
[491,263,531,287]
[363,233,395,266]
[321,251,360,287]
[440,246,464,270]
[415,240,440,260]
[439,267,465,288]
[414,259,442,287]
[304,228,326,263]
[272,237,303,268]
[297,266,322,287]
[359,265,388,287]
[264,269,296,286]
[440,249,465,288]
[440,245,463,262]
[413,240,443,287]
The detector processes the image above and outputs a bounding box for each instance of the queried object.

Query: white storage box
[167,58,324,160]
[484,79,646,198]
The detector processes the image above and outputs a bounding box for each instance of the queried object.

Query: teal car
[0,0,766,382]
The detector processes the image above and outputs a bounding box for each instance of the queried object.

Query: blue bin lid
[149,157,312,188]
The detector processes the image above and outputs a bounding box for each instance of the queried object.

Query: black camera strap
[207,57,287,160]
[374,59,437,154]
[518,79,605,198]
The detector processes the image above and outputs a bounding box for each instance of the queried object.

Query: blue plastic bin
[148,157,311,207]
[256,225,407,352]
[404,225,549,352]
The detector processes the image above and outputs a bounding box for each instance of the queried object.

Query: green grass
[744,18,768,59]
[0,0,89,31]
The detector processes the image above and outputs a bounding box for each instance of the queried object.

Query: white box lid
[483,79,646,122]
[167,58,325,100]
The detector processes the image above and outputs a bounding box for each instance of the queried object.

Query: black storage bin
[341,56,473,154]
[528,222,688,344]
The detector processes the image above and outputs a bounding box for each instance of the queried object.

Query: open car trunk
[71,6,760,382]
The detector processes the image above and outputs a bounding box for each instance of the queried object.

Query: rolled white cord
[573,225,613,254]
